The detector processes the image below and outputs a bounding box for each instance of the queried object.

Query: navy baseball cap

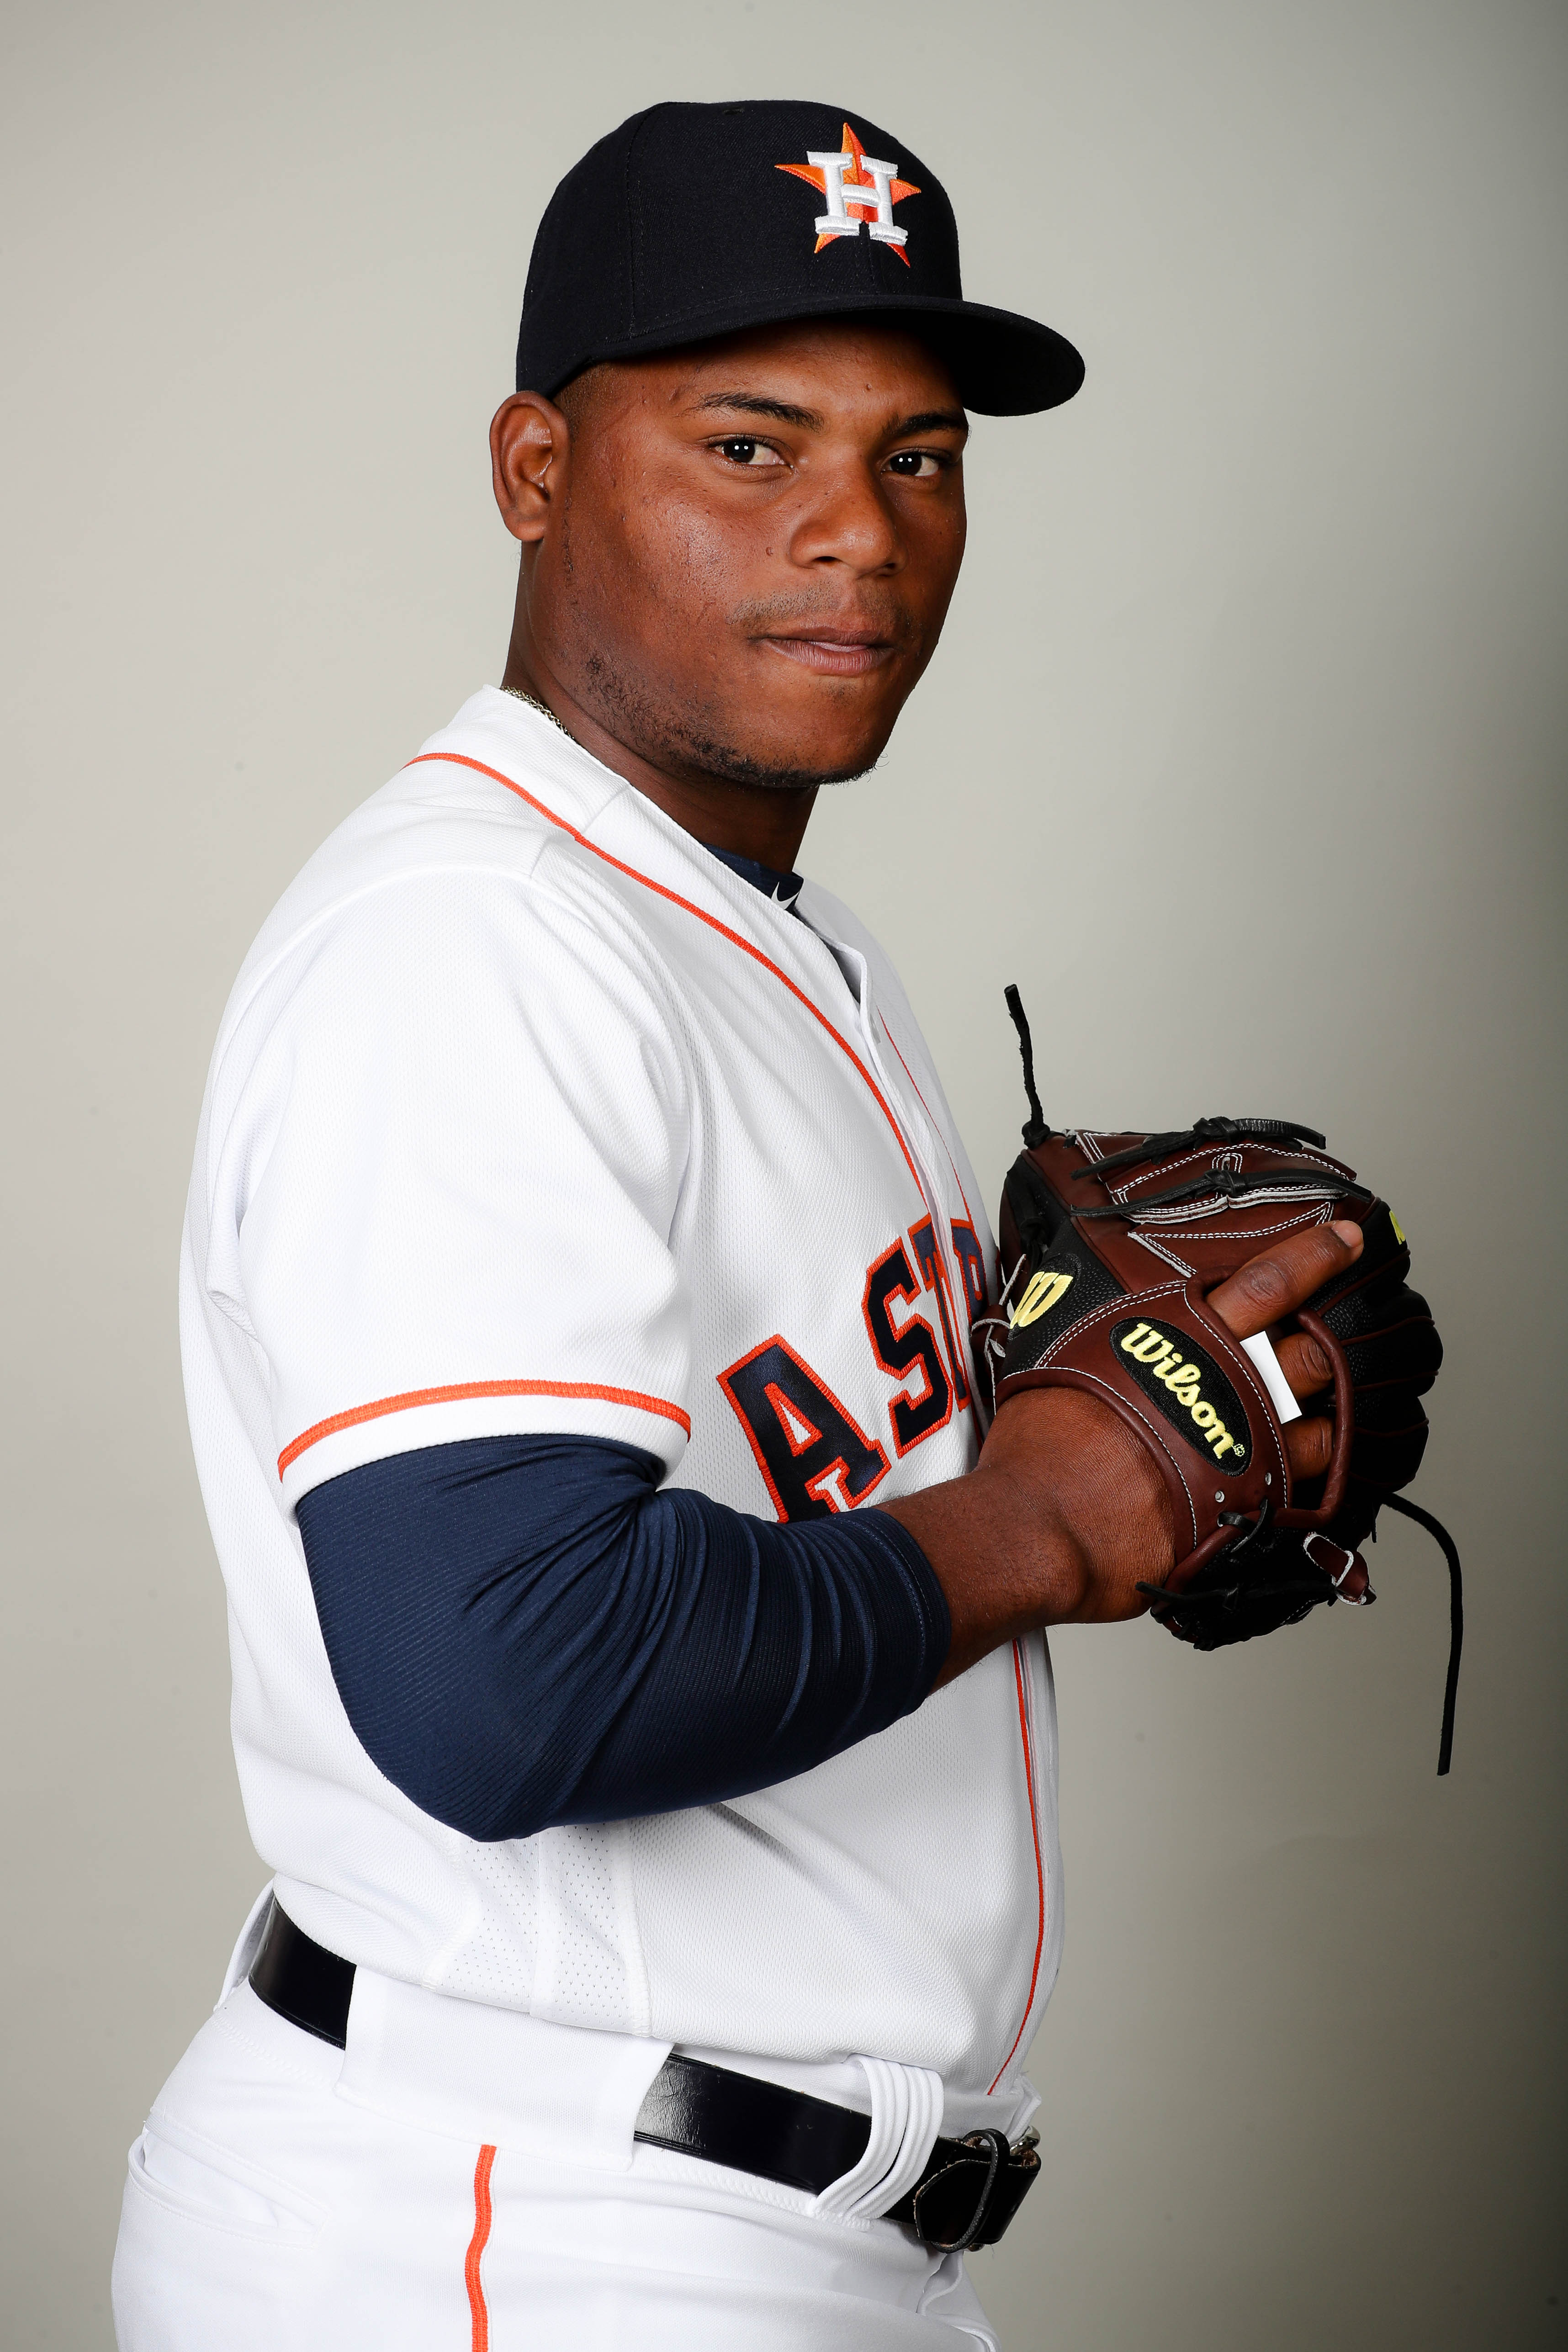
[517,100,1084,418]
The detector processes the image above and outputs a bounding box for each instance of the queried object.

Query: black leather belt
[249,1903,1040,2252]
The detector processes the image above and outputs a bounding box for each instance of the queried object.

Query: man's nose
[787,461,902,575]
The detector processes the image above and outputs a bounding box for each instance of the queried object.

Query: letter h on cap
[809,148,909,244]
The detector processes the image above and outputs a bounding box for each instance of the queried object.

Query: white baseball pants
[111,1918,1001,2350]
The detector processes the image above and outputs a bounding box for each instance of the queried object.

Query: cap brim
[864,297,1085,417]
[542,291,1083,418]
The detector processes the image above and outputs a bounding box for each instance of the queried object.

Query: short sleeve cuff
[277,1377,690,1510]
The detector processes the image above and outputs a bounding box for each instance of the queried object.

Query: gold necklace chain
[501,683,571,739]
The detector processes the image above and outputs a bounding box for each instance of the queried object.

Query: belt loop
[218,1883,278,2009]
[812,2057,943,2223]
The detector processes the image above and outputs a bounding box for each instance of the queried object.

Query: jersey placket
[861,971,1053,2092]
[795,917,1054,2096]
[792,921,954,1290]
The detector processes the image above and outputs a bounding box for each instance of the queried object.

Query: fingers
[1285,1414,1334,1481]
[1274,1329,1334,1400]
[1207,1219,1363,1342]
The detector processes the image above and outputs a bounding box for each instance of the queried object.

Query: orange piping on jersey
[466,2143,496,2352]
[877,1014,975,1227]
[277,1379,690,1478]
[405,750,924,1195]
[988,1641,1047,2095]
[879,1014,991,1406]
[879,1026,1038,2042]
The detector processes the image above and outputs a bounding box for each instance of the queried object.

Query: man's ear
[490,392,568,544]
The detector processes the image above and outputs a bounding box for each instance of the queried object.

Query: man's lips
[757,630,898,677]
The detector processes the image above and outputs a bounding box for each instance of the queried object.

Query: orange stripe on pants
[466,2145,497,2352]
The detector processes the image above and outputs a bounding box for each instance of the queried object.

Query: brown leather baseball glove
[982,987,1462,1772]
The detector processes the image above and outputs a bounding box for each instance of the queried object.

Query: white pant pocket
[124,2113,326,2245]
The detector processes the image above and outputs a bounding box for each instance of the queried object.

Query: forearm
[880,1388,1176,1685]
[297,1435,951,1838]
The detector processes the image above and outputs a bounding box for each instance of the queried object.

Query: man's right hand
[881,1219,1365,1686]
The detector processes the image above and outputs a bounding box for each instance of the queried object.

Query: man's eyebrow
[693,392,826,428]
[689,394,969,438]
[894,408,969,438]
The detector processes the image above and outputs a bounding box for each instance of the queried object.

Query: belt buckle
[909,2126,1039,2253]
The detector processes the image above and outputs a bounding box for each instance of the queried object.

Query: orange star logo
[776,123,920,266]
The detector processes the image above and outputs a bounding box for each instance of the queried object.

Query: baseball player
[112,101,1361,2350]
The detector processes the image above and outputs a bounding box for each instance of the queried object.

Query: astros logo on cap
[777,124,920,264]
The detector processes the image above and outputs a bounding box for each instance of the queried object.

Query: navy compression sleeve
[295,1437,950,1842]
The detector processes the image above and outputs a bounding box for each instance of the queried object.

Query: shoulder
[195,694,694,1167]
[217,693,681,1041]
[228,692,639,988]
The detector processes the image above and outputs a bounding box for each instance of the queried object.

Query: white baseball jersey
[181,687,1062,2127]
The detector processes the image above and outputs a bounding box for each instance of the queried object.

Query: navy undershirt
[703,842,805,909]
[295,846,950,1842]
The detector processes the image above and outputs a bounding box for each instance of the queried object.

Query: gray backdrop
[5,2,1565,2345]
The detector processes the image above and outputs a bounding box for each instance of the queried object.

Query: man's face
[526,320,969,790]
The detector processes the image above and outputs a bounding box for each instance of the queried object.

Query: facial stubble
[563,519,917,793]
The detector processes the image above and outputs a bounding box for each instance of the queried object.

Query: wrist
[881,1460,1094,1688]
[883,1387,1175,1685]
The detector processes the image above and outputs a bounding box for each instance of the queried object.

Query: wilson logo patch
[1010,1269,1075,1329]
[1112,1318,1250,1464]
